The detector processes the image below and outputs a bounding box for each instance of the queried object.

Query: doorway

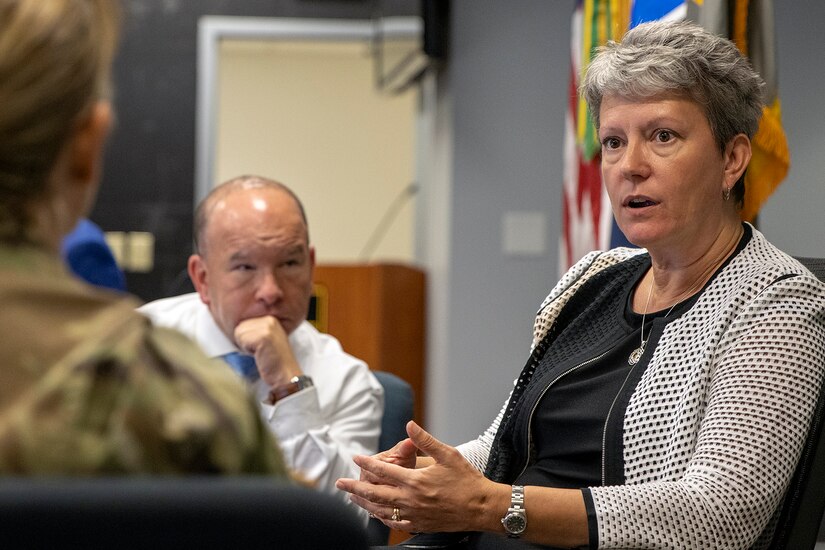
[197,17,419,263]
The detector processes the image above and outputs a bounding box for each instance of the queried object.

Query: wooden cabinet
[312,263,426,424]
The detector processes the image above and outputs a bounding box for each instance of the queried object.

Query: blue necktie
[221,352,260,382]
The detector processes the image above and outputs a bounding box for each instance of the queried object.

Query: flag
[560,0,631,272]
[686,0,789,223]
[560,0,789,272]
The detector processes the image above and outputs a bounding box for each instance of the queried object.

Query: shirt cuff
[259,386,323,440]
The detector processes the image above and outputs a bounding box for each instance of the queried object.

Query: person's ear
[723,134,751,191]
[68,101,113,187]
[188,254,211,305]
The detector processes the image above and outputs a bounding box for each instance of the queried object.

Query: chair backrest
[367,370,415,546]
[768,257,825,549]
[0,477,369,550]
[373,370,415,452]
[798,257,825,282]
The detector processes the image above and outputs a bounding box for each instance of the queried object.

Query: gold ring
[392,507,401,521]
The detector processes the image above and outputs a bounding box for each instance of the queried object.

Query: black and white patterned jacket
[457,225,825,549]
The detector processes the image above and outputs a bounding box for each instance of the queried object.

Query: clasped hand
[234,316,301,386]
[336,421,499,534]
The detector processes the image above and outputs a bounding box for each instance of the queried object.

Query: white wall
[216,38,417,264]
[759,1,825,256]
[425,0,571,444]
[426,0,825,446]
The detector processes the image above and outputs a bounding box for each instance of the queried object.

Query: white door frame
[195,15,421,207]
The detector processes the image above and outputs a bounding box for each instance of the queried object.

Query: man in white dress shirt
[138,176,383,514]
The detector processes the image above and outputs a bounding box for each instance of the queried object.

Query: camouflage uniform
[0,244,288,475]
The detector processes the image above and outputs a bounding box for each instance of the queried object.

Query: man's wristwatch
[268,375,314,404]
[501,485,527,538]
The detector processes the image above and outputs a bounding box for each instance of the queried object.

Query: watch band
[511,484,524,508]
[501,484,527,537]
[268,375,313,404]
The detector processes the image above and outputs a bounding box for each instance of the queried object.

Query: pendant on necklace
[628,342,645,366]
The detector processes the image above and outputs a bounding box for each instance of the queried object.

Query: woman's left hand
[336,421,506,533]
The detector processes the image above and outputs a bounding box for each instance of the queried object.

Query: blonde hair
[0,0,120,243]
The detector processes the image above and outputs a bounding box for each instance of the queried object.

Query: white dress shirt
[138,293,384,518]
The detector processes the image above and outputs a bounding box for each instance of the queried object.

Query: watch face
[503,513,526,534]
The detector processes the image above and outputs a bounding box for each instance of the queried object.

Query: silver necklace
[627,228,742,366]
[628,275,679,366]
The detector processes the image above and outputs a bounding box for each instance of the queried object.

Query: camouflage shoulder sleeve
[0,306,288,476]
[142,324,289,475]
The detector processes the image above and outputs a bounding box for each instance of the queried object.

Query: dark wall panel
[93,0,415,301]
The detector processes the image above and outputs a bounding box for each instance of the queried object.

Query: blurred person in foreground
[0,0,286,476]
[138,176,383,516]
[336,20,825,549]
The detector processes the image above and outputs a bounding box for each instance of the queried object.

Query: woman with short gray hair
[582,20,765,206]
[338,20,825,549]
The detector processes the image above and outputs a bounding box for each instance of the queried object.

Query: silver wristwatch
[290,374,314,390]
[500,485,527,537]
[268,374,314,404]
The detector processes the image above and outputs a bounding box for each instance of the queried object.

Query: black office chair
[0,477,369,549]
[797,257,825,282]
[768,257,825,549]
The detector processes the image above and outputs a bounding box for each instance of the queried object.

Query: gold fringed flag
[688,0,790,222]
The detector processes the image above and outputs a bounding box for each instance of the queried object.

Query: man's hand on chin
[234,316,302,387]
